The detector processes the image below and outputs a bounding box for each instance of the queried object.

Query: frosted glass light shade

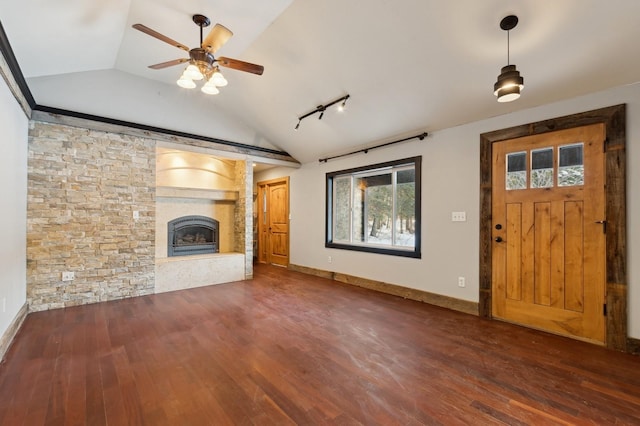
[201,82,220,95]
[211,70,228,87]
[184,64,204,81]
[177,76,196,89]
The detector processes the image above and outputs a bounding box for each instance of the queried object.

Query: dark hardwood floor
[1,264,639,425]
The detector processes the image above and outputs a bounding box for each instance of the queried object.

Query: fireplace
[168,215,219,257]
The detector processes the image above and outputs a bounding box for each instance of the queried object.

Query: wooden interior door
[491,123,606,344]
[257,177,289,266]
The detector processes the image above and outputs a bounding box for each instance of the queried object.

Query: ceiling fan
[132,14,264,94]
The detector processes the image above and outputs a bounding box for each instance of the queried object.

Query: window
[531,148,554,188]
[505,143,584,190]
[326,156,421,258]
[506,151,527,190]
[558,144,584,186]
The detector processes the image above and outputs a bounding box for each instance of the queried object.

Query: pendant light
[494,15,524,102]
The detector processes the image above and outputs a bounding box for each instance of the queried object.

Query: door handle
[595,220,606,233]
[495,236,503,243]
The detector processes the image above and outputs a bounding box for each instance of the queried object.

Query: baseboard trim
[628,337,640,356]
[289,264,478,316]
[288,264,335,280]
[0,303,28,362]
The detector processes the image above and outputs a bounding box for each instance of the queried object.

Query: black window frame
[325,156,421,258]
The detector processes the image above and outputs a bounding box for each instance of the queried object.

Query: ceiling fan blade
[202,24,233,54]
[132,24,190,52]
[217,57,264,75]
[148,58,189,70]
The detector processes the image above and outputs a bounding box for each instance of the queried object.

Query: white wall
[259,83,640,339]
[0,74,28,338]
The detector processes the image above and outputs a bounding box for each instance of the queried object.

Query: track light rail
[295,94,350,130]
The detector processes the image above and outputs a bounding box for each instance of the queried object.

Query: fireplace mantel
[156,186,238,201]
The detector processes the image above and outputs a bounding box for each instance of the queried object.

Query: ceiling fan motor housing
[190,48,216,74]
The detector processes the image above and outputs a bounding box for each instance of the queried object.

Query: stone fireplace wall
[27,121,156,311]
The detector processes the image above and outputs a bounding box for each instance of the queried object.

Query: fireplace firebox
[168,216,219,257]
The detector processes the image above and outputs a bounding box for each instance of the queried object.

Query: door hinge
[603,303,607,316]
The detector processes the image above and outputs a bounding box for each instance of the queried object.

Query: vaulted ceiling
[2,0,640,164]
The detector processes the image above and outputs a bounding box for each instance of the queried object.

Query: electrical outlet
[62,271,75,282]
[458,276,466,288]
[328,256,332,263]
[451,211,467,222]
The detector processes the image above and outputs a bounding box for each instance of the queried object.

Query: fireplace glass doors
[168,216,219,257]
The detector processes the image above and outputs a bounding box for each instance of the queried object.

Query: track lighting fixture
[494,15,524,102]
[294,94,350,130]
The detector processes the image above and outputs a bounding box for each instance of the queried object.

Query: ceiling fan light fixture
[201,82,220,95]
[184,64,204,80]
[211,68,228,87]
[133,14,264,97]
[177,76,196,89]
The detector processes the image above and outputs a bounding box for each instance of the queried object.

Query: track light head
[337,95,349,112]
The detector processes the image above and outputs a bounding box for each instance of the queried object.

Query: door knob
[495,224,502,230]
[495,236,503,243]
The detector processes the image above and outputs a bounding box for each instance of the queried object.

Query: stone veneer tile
[234,160,253,278]
[27,122,156,311]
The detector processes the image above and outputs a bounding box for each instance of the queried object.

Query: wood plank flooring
[1,264,639,425]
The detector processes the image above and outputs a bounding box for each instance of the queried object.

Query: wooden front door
[491,123,606,344]
[257,177,289,266]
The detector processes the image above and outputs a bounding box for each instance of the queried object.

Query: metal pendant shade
[494,64,524,102]
[495,15,523,102]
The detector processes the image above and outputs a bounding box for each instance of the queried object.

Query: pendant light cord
[507,30,510,65]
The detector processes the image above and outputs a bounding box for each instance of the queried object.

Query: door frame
[479,104,627,351]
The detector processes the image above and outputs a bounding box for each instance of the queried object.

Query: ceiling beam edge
[31,106,299,164]
[0,19,35,117]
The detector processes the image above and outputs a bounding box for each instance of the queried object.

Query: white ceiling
[2,0,640,164]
